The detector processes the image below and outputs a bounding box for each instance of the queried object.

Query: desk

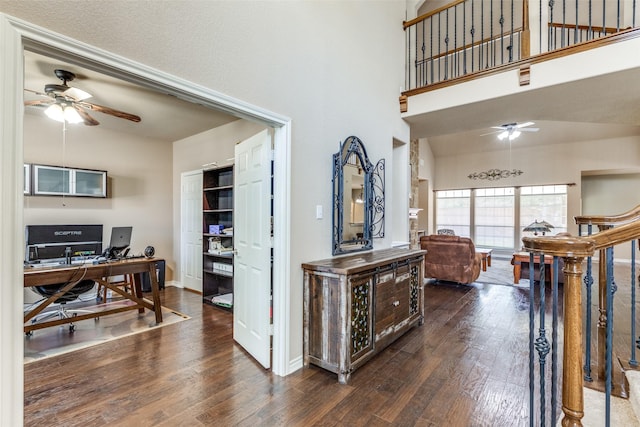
[476,248,493,271]
[511,252,555,284]
[24,257,163,334]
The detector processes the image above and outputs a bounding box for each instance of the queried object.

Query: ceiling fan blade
[24,88,51,98]
[480,130,500,136]
[515,121,535,128]
[78,101,141,123]
[74,105,100,126]
[24,99,54,107]
[64,86,92,101]
[490,126,507,130]
[519,127,539,132]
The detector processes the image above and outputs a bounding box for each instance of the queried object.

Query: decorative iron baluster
[421,19,426,87]
[528,251,536,427]
[561,0,566,48]
[491,0,495,67]
[574,0,579,45]
[631,239,638,367]
[430,15,434,85]
[588,0,593,39]
[454,4,458,78]
[605,246,614,427]
[500,0,505,64]
[445,9,450,80]
[463,1,467,75]
[584,223,594,381]
[470,0,474,73]
[536,253,551,426]
[549,0,555,51]
[551,255,560,427]
[509,0,514,62]
[438,12,442,82]
[414,21,418,89]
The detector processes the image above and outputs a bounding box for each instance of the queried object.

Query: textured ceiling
[23,51,239,143]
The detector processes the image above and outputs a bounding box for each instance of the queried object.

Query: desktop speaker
[144,245,155,258]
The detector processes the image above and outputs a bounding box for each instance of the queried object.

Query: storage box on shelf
[202,165,234,310]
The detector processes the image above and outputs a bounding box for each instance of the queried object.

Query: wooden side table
[476,248,493,271]
[511,252,554,284]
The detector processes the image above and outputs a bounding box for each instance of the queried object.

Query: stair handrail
[522,216,640,426]
[575,204,640,227]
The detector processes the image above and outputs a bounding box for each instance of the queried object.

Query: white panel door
[233,129,272,369]
[180,170,203,291]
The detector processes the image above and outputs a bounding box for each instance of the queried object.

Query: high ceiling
[23,51,239,142]
[406,66,640,157]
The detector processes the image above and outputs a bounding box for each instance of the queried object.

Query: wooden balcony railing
[402,0,640,108]
[522,205,640,426]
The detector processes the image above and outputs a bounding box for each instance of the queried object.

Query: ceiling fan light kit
[44,103,83,124]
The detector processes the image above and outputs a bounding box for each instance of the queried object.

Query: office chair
[29,279,96,334]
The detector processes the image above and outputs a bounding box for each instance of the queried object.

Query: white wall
[1,1,411,377]
[432,135,640,236]
[23,114,174,271]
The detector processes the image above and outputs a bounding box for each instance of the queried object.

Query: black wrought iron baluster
[634,0,637,28]
[454,4,458,78]
[617,0,621,33]
[528,251,536,427]
[438,12,442,83]
[470,0,474,73]
[574,0,579,45]
[549,0,555,51]
[463,0,467,75]
[421,19,426,87]
[631,239,638,367]
[605,246,614,427]
[500,0,505,64]
[602,0,606,42]
[588,0,593,40]
[509,0,514,62]
[584,223,594,381]
[539,0,543,52]
[445,9,450,80]
[536,253,550,426]
[481,0,486,69]
[430,16,434,85]
[551,256,559,427]
[491,0,495,67]
[561,0,566,48]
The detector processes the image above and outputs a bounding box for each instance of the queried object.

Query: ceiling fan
[482,121,539,140]
[24,69,141,126]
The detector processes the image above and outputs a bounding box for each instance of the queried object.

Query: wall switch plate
[316,205,323,219]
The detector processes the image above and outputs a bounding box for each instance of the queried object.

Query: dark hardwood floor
[23,261,637,426]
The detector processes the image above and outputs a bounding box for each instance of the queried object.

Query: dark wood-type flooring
[24,260,638,426]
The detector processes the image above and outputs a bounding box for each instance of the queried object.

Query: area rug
[475,257,525,287]
[24,300,190,363]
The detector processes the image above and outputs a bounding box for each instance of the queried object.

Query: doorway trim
[0,13,292,426]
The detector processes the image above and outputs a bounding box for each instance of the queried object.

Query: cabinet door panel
[375,274,395,338]
[350,274,374,362]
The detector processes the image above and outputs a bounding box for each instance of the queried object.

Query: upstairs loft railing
[403,0,640,97]
[522,205,640,426]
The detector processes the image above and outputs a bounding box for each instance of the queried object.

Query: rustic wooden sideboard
[302,248,426,384]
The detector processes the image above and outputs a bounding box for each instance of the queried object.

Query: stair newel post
[562,255,586,427]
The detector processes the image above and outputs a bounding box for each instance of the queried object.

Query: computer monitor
[105,226,132,259]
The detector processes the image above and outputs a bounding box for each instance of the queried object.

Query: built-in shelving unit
[202,165,234,310]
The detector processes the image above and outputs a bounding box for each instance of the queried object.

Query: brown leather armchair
[420,234,482,284]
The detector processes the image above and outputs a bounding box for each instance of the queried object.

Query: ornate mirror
[333,136,385,255]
